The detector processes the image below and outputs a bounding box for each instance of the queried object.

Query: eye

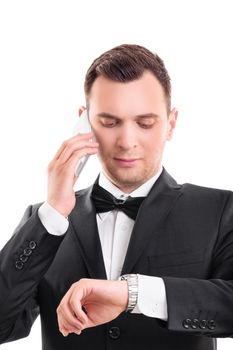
[137,121,154,129]
[100,118,118,128]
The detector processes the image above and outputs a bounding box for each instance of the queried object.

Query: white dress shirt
[38,168,168,320]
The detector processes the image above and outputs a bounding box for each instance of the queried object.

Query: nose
[116,123,137,150]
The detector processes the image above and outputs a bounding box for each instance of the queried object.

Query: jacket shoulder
[181,182,233,206]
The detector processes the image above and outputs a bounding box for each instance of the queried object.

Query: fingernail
[61,330,68,337]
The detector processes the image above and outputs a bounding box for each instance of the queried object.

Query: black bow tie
[91,183,145,220]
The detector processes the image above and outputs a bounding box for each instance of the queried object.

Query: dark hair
[84,44,171,112]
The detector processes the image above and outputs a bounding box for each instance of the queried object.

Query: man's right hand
[57,278,128,336]
[47,132,99,217]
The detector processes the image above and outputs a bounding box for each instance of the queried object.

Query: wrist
[119,274,138,312]
[47,200,69,218]
[46,200,69,219]
[118,280,128,311]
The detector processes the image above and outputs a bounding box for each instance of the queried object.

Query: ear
[78,106,87,117]
[167,108,178,140]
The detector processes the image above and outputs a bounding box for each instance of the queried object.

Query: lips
[113,157,139,167]
[115,158,137,162]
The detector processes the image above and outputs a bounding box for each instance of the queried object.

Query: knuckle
[62,139,69,148]
[56,305,61,314]
[72,281,79,288]
[65,142,78,155]
[69,297,76,310]
[47,161,54,173]
[63,138,77,149]
[80,278,88,284]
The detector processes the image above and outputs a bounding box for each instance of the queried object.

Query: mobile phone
[72,110,92,176]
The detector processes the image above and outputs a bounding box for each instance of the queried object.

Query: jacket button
[182,319,192,329]
[24,248,32,256]
[191,318,199,329]
[199,319,207,329]
[29,241,37,250]
[108,327,120,339]
[208,320,216,330]
[19,254,28,263]
[15,261,24,270]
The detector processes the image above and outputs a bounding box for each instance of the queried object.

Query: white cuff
[131,274,168,321]
[38,202,69,236]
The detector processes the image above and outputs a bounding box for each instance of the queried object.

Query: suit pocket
[148,249,205,278]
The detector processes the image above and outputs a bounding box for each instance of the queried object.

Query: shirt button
[108,326,121,339]
[120,194,127,199]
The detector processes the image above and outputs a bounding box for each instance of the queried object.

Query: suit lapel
[121,169,183,274]
[69,186,107,279]
[69,169,182,279]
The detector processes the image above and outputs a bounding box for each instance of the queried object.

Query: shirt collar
[98,166,163,199]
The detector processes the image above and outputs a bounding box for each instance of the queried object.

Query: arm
[163,191,233,337]
[0,131,99,344]
[0,204,65,343]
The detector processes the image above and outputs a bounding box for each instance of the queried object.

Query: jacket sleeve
[163,191,233,337]
[0,204,65,344]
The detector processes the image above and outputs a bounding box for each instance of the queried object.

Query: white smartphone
[72,110,92,176]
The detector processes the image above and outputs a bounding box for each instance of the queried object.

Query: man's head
[80,44,178,193]
[84,44,171,113]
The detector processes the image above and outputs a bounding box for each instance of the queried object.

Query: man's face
[88,71,177,193]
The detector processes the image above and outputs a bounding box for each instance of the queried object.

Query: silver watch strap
[120,274,138,312]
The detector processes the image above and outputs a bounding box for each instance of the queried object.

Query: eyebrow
[96,112,160,120]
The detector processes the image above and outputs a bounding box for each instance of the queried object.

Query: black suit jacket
[1,169,233,350]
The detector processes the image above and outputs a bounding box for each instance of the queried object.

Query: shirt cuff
[131,274,168,321]
[38,202,69,236]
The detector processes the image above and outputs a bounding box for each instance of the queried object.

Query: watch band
[120,274,138,312]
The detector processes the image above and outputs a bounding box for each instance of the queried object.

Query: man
[0,44,233,350]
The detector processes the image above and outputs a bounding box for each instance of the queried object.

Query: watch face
[120,275,128,281]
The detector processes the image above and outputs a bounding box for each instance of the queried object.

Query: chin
[107,167,148,189]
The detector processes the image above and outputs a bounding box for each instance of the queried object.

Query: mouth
[113,157,140,167]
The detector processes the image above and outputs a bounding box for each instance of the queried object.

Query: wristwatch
[120,274,138,312]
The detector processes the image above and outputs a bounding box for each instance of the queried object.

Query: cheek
[94,129,114,154]
[143,131,167,155]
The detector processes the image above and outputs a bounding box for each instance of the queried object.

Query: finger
[53,132,94,161]
[66,146,99,170]
[57,288,87,335]
[58,316,85,336]
[58,140,98,165]
[59,325,82,337]
[58,140,99,164]
[58,303,86,329]
[57,305,85,335]
[69,296,89,326]
[59,326,69,337]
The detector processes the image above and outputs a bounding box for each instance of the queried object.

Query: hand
[56,278,128,336]
[47,133,99,217]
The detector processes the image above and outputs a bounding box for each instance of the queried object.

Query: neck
[102,168,162,194]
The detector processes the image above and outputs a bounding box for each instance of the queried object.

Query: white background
[0,0,233,349]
